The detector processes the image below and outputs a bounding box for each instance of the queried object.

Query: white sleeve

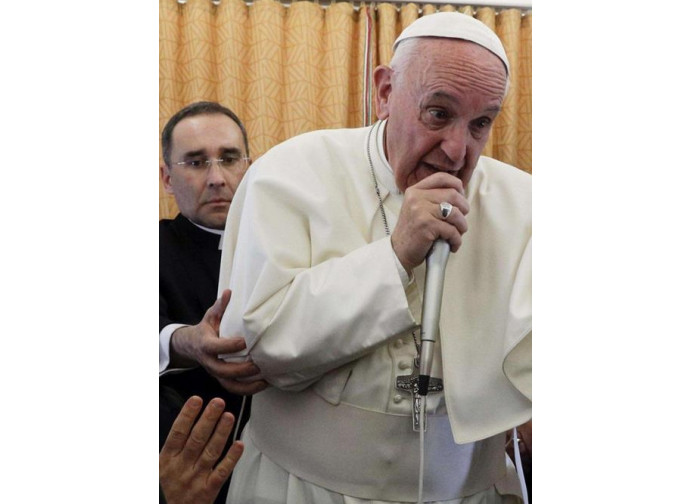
[219,169,417,390]
[159,323,190,375]
[392,245,413,286]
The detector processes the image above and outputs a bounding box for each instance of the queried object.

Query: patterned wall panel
[518,12,532,173]
[400,3,420,30]
[475,7,497,159]
[215,0,250,128]
[321,3,356,129]
[159,0,182,221]
[377,3,398,67]
[178,0,218,104]
[349,4,372,127]
[246,0,285,159]
[421,4,435,16]
[494,8,521,168]
[283,2,324,139]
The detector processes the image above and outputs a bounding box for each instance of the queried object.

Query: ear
[160,164,174,194]
[373,65,394,120]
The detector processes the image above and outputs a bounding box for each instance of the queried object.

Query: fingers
[415,171,465,195]
[401,193,468,244]
[433,190,470,217]
[435,202,468,253]
[204,357,261,381]
[161,395,203,456]
[199,335,264,385]
[197,412,236,471]
[219,360,262,379]
[410,179,471,234]
[204,289,232,327]
[202,335,247,356]
[437,224,463,254]
[218,377,269,395]
[405,183,469,227]
[181,398,226,462]
[208,441,245,490]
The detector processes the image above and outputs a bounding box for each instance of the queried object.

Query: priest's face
[374,38,507,193]
[162,113,249,229]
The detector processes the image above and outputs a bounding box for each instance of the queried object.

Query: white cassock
[218,120,531,504]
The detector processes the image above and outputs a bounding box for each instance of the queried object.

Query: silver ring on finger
[439,201,453,220]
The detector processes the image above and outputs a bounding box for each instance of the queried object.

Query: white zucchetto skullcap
[393,12,510,77]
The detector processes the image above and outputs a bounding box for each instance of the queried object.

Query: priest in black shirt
[159,102,267,504]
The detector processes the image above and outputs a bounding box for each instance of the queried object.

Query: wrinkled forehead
[397,38,508,99]
[410,37,508,81]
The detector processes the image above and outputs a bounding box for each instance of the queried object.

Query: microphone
[418,239,451,396]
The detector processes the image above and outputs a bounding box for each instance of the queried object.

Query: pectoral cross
[395,357,443,432]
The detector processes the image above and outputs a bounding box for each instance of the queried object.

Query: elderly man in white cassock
[218,12,532,504]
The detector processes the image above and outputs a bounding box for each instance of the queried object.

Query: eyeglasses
[174,155,250,171]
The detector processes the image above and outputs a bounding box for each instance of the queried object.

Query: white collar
[370,119,403,197]
[188,218,225,250]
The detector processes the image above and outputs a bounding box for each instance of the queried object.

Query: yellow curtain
[159,0,532,220]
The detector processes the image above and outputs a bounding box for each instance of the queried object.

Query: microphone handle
[418,239,451,395]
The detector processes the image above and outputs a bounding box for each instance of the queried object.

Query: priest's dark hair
[161,101,250,166]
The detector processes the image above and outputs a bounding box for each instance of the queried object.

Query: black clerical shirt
[159,214,250,504]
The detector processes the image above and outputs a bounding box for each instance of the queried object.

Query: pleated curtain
[160,0,532,220]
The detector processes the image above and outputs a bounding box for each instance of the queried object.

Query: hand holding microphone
[391,172,469,277]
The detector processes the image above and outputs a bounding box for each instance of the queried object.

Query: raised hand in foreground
[160,396,244,504]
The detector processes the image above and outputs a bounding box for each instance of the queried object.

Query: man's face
[374,39,507,192]
[161,113,248,229]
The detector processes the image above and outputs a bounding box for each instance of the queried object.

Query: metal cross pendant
[395,364,444,432]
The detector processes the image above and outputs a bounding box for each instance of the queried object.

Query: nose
[439,124,468,168]
[206,159,226,187]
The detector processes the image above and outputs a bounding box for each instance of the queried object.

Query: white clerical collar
[188,218,225,250]
[371,119,403,196]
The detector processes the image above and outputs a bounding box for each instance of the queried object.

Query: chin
[461,167,477,187]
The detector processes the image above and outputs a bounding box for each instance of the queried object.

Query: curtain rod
[195,0,533,13]
[362,0,531,8]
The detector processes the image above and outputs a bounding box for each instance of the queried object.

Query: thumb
[205,289,232,327]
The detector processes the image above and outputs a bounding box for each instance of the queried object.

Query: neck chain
[366,120,391,237]
[366,121,421,362]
